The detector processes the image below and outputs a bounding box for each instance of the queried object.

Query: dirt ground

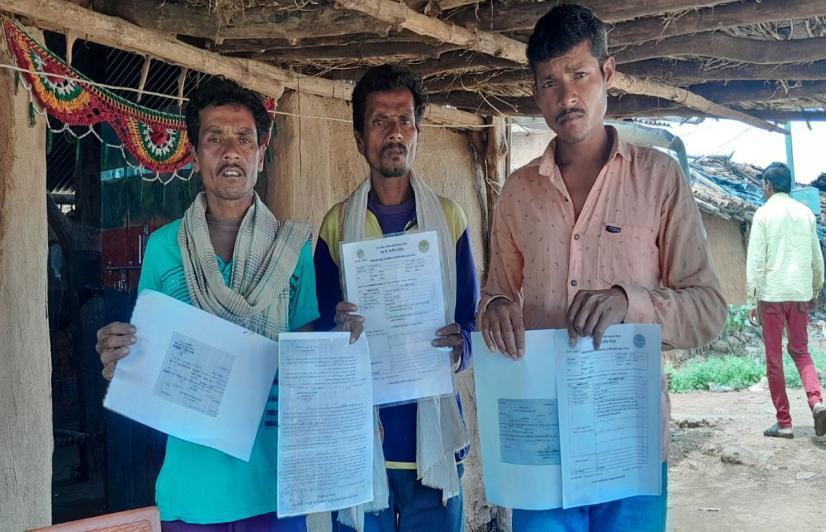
[668,388,825,532]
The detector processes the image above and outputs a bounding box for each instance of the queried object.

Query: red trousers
[759,301,823,428]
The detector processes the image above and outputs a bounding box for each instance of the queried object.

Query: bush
[725,304,754,334]
[667,350,826,393]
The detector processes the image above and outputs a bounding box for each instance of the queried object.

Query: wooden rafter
[691,81,826,105]
[451,0,731,32]
[615,33,826,65]
[406,51,520,78]
[227,42,462,62]
[93,0,390,42]
[0,0,484,127]
[607,96,826,123]
[436,0,479,11]
[622,58,826,83]
[610,0,826,47]
[335,0,786,133]
[435,91,826,123]
[214,34,422,53]
[425,69,530,93]
[334,0,527,64]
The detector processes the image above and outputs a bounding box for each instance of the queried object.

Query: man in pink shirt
[477,5,727,531]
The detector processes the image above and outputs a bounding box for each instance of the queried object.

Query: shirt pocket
[597,222,660,288]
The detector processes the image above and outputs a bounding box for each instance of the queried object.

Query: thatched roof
[86,0,826,125]
[690,156,826,244]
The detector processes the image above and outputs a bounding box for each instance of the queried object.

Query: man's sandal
[763,423,794,439]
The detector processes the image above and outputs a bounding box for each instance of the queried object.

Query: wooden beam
[610,0,826,47]
[612,71,784,133]
[407,51,521,78]
[621,58,826,83]
[614,33,826,65]
[93,0,389,41]
[425,68,530,93]
[440,91,826,124]
[0,0,485,127]
[432,90,537,115]
[227,43,462,62]
[690,80,826,105]
[466,115,507,271]
[334,0,527,64]
[437,0,478,11]
[608,97,826,122]
[451,0,733,32]
[334,0,783,132]
[213,34,415,53]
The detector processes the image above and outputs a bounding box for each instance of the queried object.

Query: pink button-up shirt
[480,126,727,459]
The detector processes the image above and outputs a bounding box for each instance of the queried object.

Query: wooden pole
[335,0,527,64]
[136,55,150,103]
[614,33,826,65]
[335,0,787,133]
[612,72,786,134]
[0,25,52,531]
[0,0,484,127]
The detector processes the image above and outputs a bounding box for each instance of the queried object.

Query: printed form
[472,331,563,510]
[103,289,279,461]
[341,231,453,405]
[557,325,662,508]
[276,332,374,517]
[472,324,662,510]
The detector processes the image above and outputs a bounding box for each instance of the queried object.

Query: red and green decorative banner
[3,19,274,179]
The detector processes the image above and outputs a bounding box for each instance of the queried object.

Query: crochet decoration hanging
[2,19,275,181]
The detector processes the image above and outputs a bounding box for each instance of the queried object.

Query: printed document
[341,231,453,405]
[277,332,374,517]
[103,289,279,461]
[472,330,563,510]
[472,324,662,509]
[557,325,662,508]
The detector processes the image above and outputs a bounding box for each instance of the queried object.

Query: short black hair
[762,162,793,194]
[527,4,609,73]
[352,65,427,136]
[185,77,272,150]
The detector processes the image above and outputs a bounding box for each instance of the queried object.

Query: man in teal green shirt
[96,78,317,531]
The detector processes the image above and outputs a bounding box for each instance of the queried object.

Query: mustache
[381,143,408,157]
[556,108,586,122]
[217,163,246,176]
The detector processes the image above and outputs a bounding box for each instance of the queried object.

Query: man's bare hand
[95,322,137,381]
[334,301,365,343]
[566,288,628,350]
[480,298,525,359]
[432,323,464,366]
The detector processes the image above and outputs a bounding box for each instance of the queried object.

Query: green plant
[725,304,754,334]
[667,350,826,393]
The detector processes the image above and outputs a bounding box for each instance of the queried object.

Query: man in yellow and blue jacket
[314,65,479,532]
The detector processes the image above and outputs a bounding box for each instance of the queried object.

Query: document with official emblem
[473,324,662,510]
[341,230,454,405]
[276,332,374,517]
[103,289,279,461]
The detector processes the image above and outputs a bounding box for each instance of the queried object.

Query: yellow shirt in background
[747,192,824,305]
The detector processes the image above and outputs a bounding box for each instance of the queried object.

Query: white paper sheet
[556,324,663,508]
[341,231,453,405]
[472,331,563,510]
[276,332,374,517]
[103,289,279,461]
[472,324,662,510]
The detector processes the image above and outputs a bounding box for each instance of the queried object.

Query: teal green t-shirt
[136,219,319,523]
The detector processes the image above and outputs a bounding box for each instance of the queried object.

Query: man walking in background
[747,161,826,438]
